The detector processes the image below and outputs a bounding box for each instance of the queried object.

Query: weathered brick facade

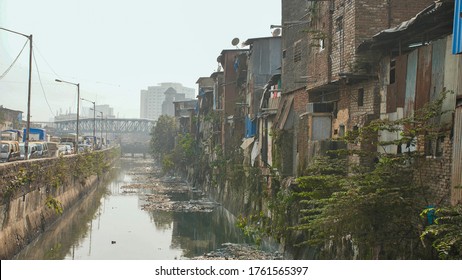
[303,0,435,146]
[344,80,381,130]
[281,0,310,93]
[415,131,453,206]
[307,0,435,88]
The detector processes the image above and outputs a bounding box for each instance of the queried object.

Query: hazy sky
[0,0,281,121]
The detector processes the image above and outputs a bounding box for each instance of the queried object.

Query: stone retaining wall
[0,148,118,259]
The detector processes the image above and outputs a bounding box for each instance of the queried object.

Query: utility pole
[0,27,33,159]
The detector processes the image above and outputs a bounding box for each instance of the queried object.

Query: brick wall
[331,0,356,77]
[347,80,380,129]
[307,0,435,91]
[294,88,309,175]
[415,131,453,206]
[306,2,331,90]
[281,0,310,93]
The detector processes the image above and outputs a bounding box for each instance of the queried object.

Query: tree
[421,205,462,259]
[150,115,176,162]
[168,132,196,175]
[295,155,428,259]
[271,91,453,259]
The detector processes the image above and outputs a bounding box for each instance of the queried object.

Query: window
[424,135,445,158]
[293,40,302,63]
[319,38,325,51]
[336,16,343,32]
[436,136,445,157]
[389,59,396,84]
[358,88,364,107]
[339,124,345,137]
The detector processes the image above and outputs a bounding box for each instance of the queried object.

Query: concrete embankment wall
[0,149,118,259]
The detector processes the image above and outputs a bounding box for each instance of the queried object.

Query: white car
[58,144,72,155]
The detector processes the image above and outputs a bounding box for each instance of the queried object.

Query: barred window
[358,88,364,107]
[293,40,302,63]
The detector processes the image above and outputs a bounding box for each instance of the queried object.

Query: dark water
[14,157,250,260]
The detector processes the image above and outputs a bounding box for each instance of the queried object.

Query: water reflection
[14,157,250,260]
[13,168,115,260]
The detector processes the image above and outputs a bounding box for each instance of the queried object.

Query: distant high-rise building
[140,83,195,120]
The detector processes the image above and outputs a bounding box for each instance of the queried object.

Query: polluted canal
[14,157,281,260]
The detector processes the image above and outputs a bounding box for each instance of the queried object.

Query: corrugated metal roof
[453,0,462,54]
[358,0,454,52]
[242,36,281,46]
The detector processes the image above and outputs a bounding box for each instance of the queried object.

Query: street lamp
[55,79,80,154]
[90,108,103,149]
[81,97,96,148]
[1,27,33,159]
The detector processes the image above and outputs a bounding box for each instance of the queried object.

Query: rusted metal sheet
[386,81,397,113]
[386,54,407,113]
[275,94,294,130]
[396,54,408,108]
[279,95,294,130]
[451,105,462,205]
[415,45,433,110]
[431,38,446,101]
[404,50,418,117]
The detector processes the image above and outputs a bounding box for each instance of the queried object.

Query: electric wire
[0,39,28,80]
[32,48,56,117]
[33,42,63,80]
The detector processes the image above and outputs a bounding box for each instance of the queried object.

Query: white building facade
[140,82,195,120]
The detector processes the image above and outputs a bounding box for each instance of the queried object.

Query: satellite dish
[231,38,240,47]
[216,54,223,63]
[272,28,281,37]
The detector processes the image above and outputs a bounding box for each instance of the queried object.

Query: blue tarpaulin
[245,116,256,138]
[454,0,462,54]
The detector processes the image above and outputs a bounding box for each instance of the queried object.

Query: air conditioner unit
[306,102,334,114]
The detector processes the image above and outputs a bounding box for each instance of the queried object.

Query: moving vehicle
[58,144,72,155]
[19,142,40,160]
[47,142,59,157]
[33,142,49,158]
[23,128,46,141]
[1,130,22,141]
[60,134,78,152]
[1,140,21,162]
[78,143,92,153]
[60,142,75,154]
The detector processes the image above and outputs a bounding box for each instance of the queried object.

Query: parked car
[46,142,59,157]
[0,141,21,163]
[35,141,49,158]
[19,142,40,160]
[58,144,72,156]
[60,142,75,154]
[78,143,92,153]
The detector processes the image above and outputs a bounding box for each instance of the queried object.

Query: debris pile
[120,161,218,213]
[192,243,283,260]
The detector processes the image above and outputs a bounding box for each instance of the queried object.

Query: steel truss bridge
[54,118,156,156]
[54,118,155,134]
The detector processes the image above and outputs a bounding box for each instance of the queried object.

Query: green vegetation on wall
[242,91,461,259]
[2,149,118,215]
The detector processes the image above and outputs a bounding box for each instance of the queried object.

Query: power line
[32,48,56,117]
[0,39,28,80]
[33,42,63,80]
